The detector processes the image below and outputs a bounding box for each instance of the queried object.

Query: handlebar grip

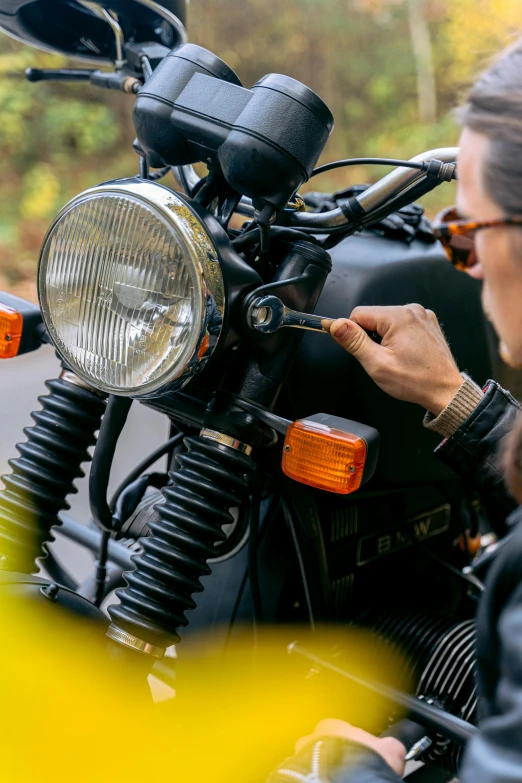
[381,719,429,748]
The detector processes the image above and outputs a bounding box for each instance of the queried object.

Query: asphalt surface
[0,346,169,583]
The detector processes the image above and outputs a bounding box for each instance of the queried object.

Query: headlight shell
[38,179,224,397]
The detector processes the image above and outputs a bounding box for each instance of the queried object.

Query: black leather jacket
[269,380,522,783]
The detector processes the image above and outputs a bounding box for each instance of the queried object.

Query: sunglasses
[432,206,522,271]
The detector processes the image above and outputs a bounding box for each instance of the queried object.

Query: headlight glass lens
[38,182,223,396]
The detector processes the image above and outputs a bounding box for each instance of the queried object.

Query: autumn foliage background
[0,0,520,302]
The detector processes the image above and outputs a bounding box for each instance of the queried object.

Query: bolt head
[40,583,59,602]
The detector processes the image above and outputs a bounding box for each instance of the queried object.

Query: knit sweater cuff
[423,373,485,439]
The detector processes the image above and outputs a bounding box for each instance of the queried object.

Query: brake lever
[25,68,142,93]
[247,294,382,343]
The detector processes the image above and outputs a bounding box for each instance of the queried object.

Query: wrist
[376,737,407,776]
[425,373,464,416]
[424,373,485,439]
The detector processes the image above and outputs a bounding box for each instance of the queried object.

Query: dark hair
[458,42,522,216]
[459,43,522,503]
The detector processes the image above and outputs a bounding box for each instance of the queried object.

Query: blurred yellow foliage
[0,585,405,783]
[20,164,61,220]
[444,0,522,85]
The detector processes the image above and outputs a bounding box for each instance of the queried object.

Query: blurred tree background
[0,0,520,300]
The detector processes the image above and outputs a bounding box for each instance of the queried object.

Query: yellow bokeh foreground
[0,583,408,783]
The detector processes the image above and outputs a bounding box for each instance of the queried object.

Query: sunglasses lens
[440,233,476,270]
[434,208,477,271]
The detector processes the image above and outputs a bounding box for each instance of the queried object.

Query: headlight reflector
[38,180,224,396]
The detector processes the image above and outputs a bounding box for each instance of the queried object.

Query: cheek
[475,232,507,303]
[476,231,522,359]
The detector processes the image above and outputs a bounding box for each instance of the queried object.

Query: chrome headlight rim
[37,178,225,399]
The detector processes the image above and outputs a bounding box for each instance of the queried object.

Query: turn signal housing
[282,414,380,494]
[0,292,43,359]
[0,304,23,359]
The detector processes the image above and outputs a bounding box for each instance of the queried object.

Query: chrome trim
[78,3,125,67]
[289,147,459,229]
[404,736,433,762]
[106,624,165,658]
[200,428,253,456]
[59,370,107,398]
[39,178,225,399]
[138,0,188,45]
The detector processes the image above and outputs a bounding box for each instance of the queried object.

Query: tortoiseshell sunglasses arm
[433,216,522,238]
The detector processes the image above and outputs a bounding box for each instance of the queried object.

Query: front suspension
[107,432,254,656]
[0,372,106,573]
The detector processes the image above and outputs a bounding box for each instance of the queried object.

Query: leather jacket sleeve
[459,577,522,783]
[434,380,521,536]
[267,737,402,783]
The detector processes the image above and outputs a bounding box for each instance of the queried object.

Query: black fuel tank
[287,233,495,485]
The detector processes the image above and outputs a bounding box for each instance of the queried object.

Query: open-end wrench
[247,295,332,334]
[247,294,381,342]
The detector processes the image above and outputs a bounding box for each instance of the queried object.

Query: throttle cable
[312,156,457,179]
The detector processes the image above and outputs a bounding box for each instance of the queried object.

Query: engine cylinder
[367,612,477,775]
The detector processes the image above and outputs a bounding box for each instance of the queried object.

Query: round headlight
[38,179,224,397]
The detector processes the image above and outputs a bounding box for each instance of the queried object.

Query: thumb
[328,318,375,360]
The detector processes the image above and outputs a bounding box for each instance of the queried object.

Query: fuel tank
[287,233,495,485]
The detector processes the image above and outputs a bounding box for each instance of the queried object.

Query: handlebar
[288,147,458,230]
[173,148,457,228]
[358,147,457,211]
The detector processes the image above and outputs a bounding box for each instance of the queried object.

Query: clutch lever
[247,294,381,342]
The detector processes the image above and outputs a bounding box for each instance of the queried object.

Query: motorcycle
[0,2,500,780]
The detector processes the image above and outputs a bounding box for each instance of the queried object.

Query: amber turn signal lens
[282,419,367,494]
[0,304,23,359]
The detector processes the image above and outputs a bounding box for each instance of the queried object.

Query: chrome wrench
[247,295,381,342]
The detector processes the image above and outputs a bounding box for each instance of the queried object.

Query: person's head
[456,43,522,501]
[457,42,522,369]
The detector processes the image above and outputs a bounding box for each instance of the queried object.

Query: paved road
[0,346,169,582]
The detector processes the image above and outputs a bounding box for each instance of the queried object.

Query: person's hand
[296,718,406,777]
[322,305,464,415]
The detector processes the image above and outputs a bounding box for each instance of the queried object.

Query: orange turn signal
[0,304,23,359]
[282,418,367,494]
